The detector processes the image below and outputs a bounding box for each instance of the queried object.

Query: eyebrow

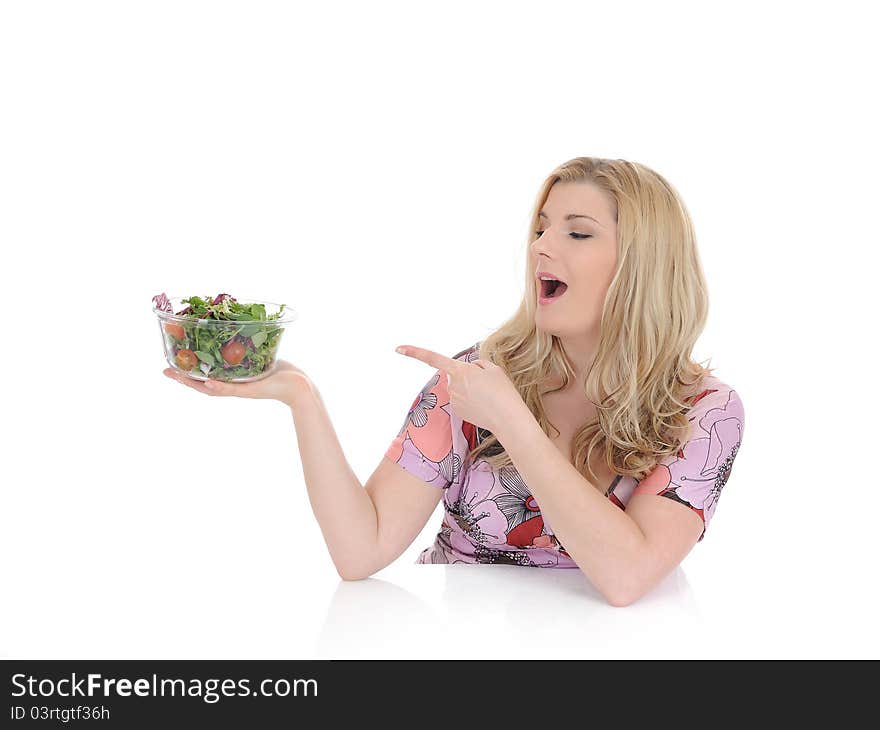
[539,210,604,227]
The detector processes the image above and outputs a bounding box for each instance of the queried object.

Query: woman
[163,156,745,607]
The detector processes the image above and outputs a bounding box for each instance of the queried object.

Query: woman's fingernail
[395,347,405,355]
[204,380,215,389]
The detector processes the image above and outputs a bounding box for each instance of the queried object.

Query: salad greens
[153,292,287,381]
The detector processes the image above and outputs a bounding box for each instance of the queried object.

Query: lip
[538,292,566,306]
[536,270,567,283]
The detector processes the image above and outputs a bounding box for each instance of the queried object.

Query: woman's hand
[163,359,312,408]
[395,345,526,436]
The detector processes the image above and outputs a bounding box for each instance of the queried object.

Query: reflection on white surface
[315,576,442,659]
[315,563,703,659]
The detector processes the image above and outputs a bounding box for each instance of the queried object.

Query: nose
[530,230,559,264]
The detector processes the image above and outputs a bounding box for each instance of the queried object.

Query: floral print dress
[384,342,746,566]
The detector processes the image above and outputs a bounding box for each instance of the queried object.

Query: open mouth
[540,278,569,299]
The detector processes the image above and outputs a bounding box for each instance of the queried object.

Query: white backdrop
[1,0,877,659]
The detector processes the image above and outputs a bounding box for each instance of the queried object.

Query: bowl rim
[153,295,298,325]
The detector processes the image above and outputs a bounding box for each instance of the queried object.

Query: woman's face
[530,181,618,340]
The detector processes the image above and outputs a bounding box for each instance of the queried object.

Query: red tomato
[221,339,246,366]
[164,322,185,340]
[176,349,198,370]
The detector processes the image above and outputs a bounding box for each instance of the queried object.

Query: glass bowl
[153,295,297,383]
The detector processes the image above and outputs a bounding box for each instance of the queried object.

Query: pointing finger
[396,345,464,377]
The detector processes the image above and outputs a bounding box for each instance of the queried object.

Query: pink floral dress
[384,342,746,566]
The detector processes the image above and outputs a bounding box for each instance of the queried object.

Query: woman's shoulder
[686,372,745,423]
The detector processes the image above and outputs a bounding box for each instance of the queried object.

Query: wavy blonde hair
[467,156,715,488]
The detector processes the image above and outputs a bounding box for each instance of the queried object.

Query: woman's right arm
[289,378,443,579]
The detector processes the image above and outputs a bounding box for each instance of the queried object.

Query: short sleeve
[632,379,745,541]
[383,343,480,489]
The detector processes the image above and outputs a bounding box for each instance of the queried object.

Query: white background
[1,0,877,659]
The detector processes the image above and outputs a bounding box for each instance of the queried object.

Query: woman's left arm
[497,402,704,607]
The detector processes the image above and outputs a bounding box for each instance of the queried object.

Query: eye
[534,230,593,240]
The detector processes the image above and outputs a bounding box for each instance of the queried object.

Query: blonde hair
[468,156,715,487]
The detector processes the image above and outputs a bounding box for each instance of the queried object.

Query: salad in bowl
[152,292,297,382]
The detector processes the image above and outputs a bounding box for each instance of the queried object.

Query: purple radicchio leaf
[152,292,173,313]
[212,293,237,305]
